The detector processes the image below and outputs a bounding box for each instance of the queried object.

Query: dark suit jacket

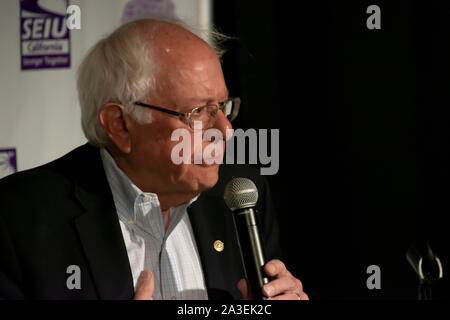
[0,143,281,299]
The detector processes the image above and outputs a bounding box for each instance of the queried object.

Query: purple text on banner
[20,0,71,70]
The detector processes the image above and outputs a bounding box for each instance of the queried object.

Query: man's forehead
[183,89,229,105]
[134,19,227,106]
[153,36,215,65]
[136,19,209,51]
[152,48,225,96]
[167,86,229,108]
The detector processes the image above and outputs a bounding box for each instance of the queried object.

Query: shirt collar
[100,148,141,222]
[100,148,199,239]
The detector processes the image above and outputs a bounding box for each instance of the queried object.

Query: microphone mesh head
[223,178,258,211]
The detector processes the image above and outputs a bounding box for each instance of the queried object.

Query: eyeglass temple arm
[134,102,183,117]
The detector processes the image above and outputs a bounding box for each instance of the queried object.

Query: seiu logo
[22,17,67,40]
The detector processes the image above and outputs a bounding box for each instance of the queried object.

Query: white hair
[77,17,230,148]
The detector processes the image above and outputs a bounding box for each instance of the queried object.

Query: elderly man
[0,18,307,300]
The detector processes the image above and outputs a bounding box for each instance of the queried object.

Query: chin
[193,164,220,191]
[173,163,220,193]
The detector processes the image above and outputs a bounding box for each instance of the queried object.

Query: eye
[210,108,218,117]
[191,107,202,115]
[218,100,226,109]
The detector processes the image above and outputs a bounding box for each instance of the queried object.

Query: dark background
[214,0,450,299]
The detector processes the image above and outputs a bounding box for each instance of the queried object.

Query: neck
[162,209,170,231]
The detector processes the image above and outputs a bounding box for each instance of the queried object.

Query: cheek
[170,161,220,184]
[132,123,220,188]
[135,122,181,158]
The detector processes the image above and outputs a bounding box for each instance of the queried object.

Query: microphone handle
[233,207,269,299]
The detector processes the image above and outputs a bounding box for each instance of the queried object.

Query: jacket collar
[188,178,245,300]
[70,144,134,299]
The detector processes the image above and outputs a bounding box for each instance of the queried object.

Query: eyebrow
[216,89,230,103]
[191,89,230,106]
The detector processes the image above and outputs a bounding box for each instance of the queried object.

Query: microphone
[224,177,269,299]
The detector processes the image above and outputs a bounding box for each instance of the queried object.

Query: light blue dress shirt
[100,148,208,300]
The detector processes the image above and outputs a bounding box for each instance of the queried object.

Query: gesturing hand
[133,270,154,300]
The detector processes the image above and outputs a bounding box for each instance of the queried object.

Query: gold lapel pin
[214,240,224,252]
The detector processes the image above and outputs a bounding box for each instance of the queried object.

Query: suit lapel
[71,144,134,299]
[188,194,245,300]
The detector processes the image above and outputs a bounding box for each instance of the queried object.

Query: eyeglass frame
[134,97,241,129]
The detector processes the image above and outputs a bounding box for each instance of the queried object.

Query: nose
[213,111,234,141]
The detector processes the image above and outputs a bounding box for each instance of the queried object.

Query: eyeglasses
[134,97,240,130]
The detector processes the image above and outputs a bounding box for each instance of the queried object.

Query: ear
[98,103,132,153]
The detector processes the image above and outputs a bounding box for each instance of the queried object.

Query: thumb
[237,278,251,300]
[133,270,154,300]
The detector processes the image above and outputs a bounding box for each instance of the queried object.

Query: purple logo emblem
[20,0,71,70]
[0,148,17,179]
[121,0,177,24]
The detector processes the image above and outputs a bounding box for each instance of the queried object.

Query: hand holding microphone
[224,178,309,300]
[237,260,308,300]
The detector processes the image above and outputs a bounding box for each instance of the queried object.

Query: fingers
[262,259,308,301]
[262,274,301,298]
[237,278,251,300]
[264,259,291,278]
[269,292,309,300]
[133,270,154,300]
[238,260,309,301]
[301,292,310,300]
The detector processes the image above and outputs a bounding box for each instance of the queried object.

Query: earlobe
[98,103,132,153]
